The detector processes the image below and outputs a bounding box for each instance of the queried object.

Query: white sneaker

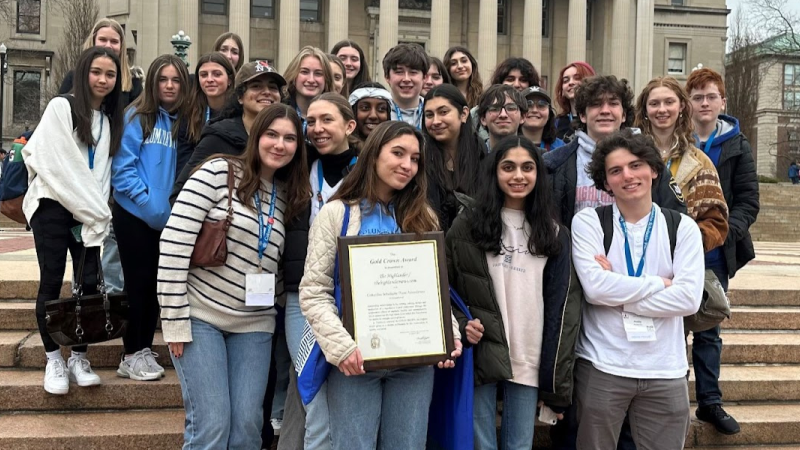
[116,350,161,381]
[67,357,101,387]
[44,359,69,395]
[270,418,282,436]
[142,348,165,377]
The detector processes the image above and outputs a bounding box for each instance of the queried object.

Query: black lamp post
[0,43,7,152]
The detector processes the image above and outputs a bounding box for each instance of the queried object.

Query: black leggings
[113,202,161,355]
[30,199,98,354]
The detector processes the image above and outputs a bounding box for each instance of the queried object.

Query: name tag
[622,312,656,342]
[245,273,275,306]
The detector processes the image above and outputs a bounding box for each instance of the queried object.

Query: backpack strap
[57,94,79,131]
[595,205,614,256]
[661,208,682,261]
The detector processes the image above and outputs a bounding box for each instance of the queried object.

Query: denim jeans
[474,381,539,450]
[692,264,728,407]
[327,365,434,450]
[285,291,331,450]
[172,318,273,450]
[101,222,124,294]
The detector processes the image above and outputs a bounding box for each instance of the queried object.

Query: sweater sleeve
[571,208,666,306]
[22,97,110,246]
[157,158,228,343]
[689,166,729,252]
[111,110,149,207]
[622,217,704,317]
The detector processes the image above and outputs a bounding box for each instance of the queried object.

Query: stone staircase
[750,183,800,242]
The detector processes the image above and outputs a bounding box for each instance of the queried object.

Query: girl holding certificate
[445,136,580,450]
[299,121,462,450]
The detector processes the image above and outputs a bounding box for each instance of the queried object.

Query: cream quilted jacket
[299,199,461,367]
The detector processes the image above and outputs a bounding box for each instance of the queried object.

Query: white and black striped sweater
[157,158,286,343]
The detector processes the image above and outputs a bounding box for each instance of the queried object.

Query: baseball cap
[235,60,287,90]
[522,86,551,103]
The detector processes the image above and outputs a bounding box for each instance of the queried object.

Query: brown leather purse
[190,160,235,267]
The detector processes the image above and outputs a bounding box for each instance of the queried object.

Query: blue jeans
[285,291,331,450]
[172,318,272,450]
[692,264,728,407]
[327,365,434,450]
[101,222,124,294]
[474,381,539,450]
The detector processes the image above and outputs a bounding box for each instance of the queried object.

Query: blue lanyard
[696,129,717,155]
[205,106,211,123]
[254,182,278,262]
[296,105,307,137]
[568,113,573,122]
[619,207,656,277]
[393,102,423,130]
[87,115,104,170]
[666,159,673,171]
[316,157,357,208]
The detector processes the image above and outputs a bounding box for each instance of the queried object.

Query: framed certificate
[337,232,455,371]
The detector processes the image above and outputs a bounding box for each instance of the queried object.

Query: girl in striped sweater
[157,104,310,449]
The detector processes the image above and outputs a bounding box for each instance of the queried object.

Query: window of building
[16,0,41,34]
[13,70,41,123]
[671,0,685,5]
[498,0,508,35]
[785,64,800,110]
[668,43,687,75]
[252,0,274,18]
[586,0,593,40]
[542,0,549,38]
[300,0,320,22]
[202,0,226,15]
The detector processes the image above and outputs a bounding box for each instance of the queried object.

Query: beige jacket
[299,200,461,366]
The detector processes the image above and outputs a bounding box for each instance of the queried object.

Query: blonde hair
[83,18,133,92]
[634,76,695,161]
[282,46,334,100]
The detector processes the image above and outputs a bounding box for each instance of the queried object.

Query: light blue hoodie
[358,200,401,236]
[112,107,177,230]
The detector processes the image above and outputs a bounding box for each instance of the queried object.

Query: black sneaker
[695,404,741,435]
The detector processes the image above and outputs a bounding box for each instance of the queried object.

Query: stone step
[722,307,800,330]
[688,365,800,402]
[728,289,800,307]
[0,409,184,449]
[686,404,800,447]
[0,301,35,330]
[689,333,800,364]
[0,331,30,367]
[0,369,182,412]
[0,281,70,300]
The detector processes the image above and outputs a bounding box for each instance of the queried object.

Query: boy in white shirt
[571,130,704,449]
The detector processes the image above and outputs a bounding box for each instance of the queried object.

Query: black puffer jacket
[543,138,687,228]
[445,212,582,409]
[170,116,248,204]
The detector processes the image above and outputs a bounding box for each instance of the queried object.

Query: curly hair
[587,130,665,195]
[490,57,540,88]
[573,75,635,132]
[634,77,695,161]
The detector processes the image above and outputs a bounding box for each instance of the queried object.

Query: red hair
[555,61,596,116]
[685,68,726,98]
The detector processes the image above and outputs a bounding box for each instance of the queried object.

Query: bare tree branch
[45,0,99,100]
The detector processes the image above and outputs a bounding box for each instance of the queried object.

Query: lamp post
[171,31,192,67]
[0,43,7,152]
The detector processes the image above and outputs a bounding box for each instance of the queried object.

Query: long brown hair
[232,104,309,224]
[186,53,235,142]
[634,76,695,161]
[128,54,190,141]
[444,46,483,109]
[213,32,245,71]
[331,121,439,234]
[555,61,596,116]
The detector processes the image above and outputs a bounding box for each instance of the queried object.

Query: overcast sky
[726,0,800,21]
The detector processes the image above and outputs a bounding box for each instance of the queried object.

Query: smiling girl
[554,61,596,141]
[24,47,124,395]
[520,87,565,151]
[422,57,450,98]
[332,40,371,94]
[444,46,483,108]
[348,82,392,146]
[112,54,190,381]
[445,135,578,450]
[283,47,334,138]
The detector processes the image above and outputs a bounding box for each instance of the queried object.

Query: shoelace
[142,349,161,368]
[51,360,66,377]
[76,358,92,372]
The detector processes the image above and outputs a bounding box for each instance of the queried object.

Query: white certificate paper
[346,241,446,361]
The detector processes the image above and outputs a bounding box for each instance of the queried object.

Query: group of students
[18,15,760,450]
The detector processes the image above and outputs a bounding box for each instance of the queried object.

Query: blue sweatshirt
[112,107,178,230]
[358,200,401,236]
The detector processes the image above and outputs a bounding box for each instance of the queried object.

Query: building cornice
[654,5,730,15]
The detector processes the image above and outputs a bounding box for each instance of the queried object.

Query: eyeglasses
[527,99,550,109]
[487,103,521,115]
[690,93,722,103]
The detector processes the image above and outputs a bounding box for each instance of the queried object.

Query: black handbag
[45,247,128,347]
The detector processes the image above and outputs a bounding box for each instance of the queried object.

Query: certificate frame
[337,232,454,371]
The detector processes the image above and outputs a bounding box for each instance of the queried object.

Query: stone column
[377,1,399,79]
[609,0,633,79]
[635,0,655,93]
[566,0,587,63]
[177,1,199,66]
[523,0,543,69]
[430,0,450,58]
[139,0,160,68]
[279,0,300,73]
[328,0,349,49]
[229,0,251,63]
[477,0,497,74]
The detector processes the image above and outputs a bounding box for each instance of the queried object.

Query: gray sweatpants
[574,359,690,450]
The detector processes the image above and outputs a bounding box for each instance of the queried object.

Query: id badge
[245,273,275,306]
[622,312,656,342]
